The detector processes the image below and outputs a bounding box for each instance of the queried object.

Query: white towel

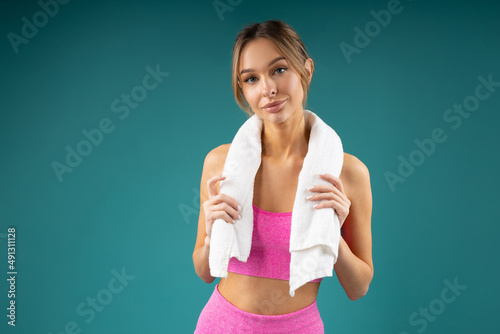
[208,109,344,297]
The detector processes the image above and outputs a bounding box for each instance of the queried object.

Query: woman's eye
[275,67,287,74]
[243,67,287,84]
[244,76,256,83]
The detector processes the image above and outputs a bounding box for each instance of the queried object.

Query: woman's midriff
[218,272,321,315]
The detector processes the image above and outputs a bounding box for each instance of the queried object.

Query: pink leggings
[194,283,324,333]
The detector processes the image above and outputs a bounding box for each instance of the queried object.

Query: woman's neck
[261,111,311,162]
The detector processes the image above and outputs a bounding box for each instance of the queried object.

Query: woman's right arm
[192,144,240,284]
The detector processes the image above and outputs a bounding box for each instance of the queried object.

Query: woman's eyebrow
[240,56,286,75]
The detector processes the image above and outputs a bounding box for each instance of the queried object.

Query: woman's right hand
[203,174,241,242]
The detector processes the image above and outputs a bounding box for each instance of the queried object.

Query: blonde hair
[232,20,313,117]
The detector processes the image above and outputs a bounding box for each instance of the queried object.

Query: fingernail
[307,186,314,191]
[237,204,241,211]
[238,214,242,220]
[306,195,313,200]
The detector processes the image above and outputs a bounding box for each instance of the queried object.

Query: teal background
[1,0,499,333]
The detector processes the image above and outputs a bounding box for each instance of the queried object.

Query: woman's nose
[261,77,277,97]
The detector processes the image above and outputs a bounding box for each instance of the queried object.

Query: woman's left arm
[309,154,373,300]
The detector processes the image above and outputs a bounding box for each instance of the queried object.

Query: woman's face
[238,37,312,123]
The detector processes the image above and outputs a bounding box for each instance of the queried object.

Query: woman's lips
[263,100,286,112]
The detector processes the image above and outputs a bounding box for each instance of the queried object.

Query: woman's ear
[305,58,314,84]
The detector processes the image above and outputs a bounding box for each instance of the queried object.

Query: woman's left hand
[307,173,351,228]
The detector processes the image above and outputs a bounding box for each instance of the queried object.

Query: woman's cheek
[246,89,260,107]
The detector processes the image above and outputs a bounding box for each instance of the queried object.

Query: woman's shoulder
[343,152,369,173]
[200,144,232,194]
[341,152,370,196]
[204,143,232,172]
[342,152,370,179]
[209,143,231,160]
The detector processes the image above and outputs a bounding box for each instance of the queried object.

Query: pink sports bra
[227,203,323,283]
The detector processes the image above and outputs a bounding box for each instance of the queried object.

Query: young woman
[193,20,373,333]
